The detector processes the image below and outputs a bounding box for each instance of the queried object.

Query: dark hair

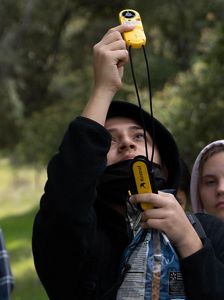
[179,159,191,199]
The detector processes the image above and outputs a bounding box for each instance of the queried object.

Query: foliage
[153,23,224,167]
[0,80,24,149]
[15,98,84,166]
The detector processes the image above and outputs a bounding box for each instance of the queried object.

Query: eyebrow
[201,174,216,181]
[107,125,143,133]
[202,174,216,178]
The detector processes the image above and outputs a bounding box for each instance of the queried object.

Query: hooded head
[106,100,181,190]
[190,139,224,213]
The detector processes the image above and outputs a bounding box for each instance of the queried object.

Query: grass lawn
[0,158,48,300]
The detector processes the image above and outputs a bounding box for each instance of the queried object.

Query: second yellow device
[130,156,157,211]
[119,9,146,48]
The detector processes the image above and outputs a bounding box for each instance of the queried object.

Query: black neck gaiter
[97,159,167,205]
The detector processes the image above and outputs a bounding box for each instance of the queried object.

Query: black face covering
[97,159,167,205]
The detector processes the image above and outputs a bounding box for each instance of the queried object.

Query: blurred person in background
[191,140,224,220]
[0,228,14,299]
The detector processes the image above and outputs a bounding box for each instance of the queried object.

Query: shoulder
[195,212,224,232]
[195,213,224,256]
[72,116,110,134]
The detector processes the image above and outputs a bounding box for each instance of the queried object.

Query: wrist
[176,231,203,258]
[81,87,115,126]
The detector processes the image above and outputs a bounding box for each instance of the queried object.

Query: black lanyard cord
[142,45,155,165]
[128,45,155,167]
[128,45,149,161]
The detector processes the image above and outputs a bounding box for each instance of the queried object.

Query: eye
[111,136,118,144]
[206,180,216,185]
[202,177,217,186]
[134,132,145,140]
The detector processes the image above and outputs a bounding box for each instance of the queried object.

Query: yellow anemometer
[119,9,146,48]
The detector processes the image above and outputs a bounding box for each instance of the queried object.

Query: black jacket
[32,116,224,300]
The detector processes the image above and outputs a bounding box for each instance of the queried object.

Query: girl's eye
[202,178,216,186]
[207,181,216,185]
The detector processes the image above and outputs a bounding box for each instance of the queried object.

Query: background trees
[1,0,224,168]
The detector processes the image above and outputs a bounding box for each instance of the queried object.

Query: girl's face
[199,151,224,220]
[105,117,161,166]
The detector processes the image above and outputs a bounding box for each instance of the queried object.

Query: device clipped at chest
[130,155,157,211]
[119,9,146,48]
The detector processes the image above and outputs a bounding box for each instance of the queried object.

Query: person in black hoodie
[32,24,224,300]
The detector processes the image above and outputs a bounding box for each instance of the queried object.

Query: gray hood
[190,139,224,213]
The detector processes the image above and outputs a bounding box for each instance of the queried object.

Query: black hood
[106,100,181,190]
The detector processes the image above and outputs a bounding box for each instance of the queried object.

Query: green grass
[0,158,48,299]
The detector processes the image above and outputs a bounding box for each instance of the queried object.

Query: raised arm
[81,24,134,125]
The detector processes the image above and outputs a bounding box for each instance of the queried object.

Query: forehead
[105,117,143,130]
[202,151,224,173]
[201,145,224,165]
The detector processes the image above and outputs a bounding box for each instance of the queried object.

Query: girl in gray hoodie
[190,140,224,220]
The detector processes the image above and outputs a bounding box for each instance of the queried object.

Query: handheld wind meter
[130,156,157,211]
[119,9,146,48]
